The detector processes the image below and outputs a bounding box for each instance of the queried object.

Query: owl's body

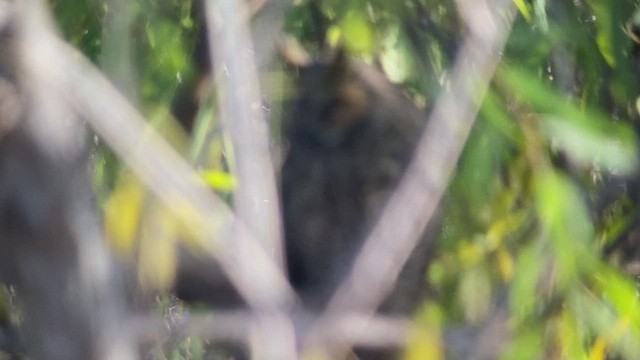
[281,54,436,320]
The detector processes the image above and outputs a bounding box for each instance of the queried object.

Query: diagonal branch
[305,0,517,357]
[30,29,296,313]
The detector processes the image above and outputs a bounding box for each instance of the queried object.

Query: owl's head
[283,48,370,148]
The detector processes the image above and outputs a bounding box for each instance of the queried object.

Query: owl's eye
[319,98,340,124]
[321,90,368,132]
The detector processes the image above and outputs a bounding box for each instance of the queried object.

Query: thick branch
[305,0,517,357]
[205,0,285,274]
[31,29,296,312]
[1,0,135,358]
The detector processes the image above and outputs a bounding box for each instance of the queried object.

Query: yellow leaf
[459,266,491,323]
[497,247,514,281]
[404,324,442,360]
[512,0,532,22]
[458,240,484,266]
[485,212,526,250]
[104,176,145,256]
[326,25,342,48]
[589,336,607,360]
[137,204,179,291]
[201,169,237,192]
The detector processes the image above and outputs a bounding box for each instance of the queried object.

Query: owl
[281,50,438,321]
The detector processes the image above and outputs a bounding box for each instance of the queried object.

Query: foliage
[41,0,640,359]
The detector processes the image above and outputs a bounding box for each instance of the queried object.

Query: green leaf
[540,115,638,174]
[512,0,532,22]
[458,265,491,322]
[596,267,639,321]
[570,287,640,359]
[584,1,616,66]
[480,89,523,146]
[533,0,549,32]
[534,170,596,286]
[341,12,374,54]
[500,66,638,175]
[558,311,589,360]
[500,327,543,360]
[511,244,541,321]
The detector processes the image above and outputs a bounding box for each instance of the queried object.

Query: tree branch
[305,0,517,357]
[31,26,296,314]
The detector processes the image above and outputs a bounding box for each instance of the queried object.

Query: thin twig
[131,311,411,349]
[131,311,253,344]
[249,0,292,69]
[304,0,517,357]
